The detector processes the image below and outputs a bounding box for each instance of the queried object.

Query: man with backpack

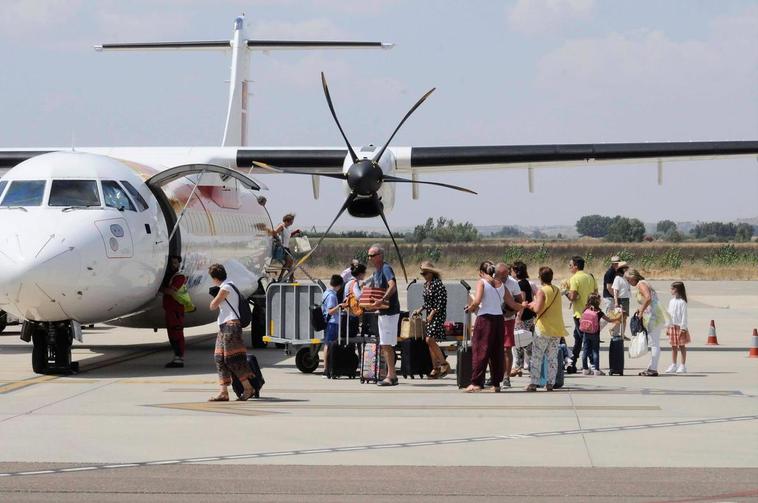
[207,263,255,402]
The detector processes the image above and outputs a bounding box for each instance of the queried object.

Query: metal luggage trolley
[263,282,325,373]
[406,280,472,352]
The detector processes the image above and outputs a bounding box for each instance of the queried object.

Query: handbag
[291,236,311,254]
[345,281,365,317]
[514,327,533,348]
[409,315,426,340]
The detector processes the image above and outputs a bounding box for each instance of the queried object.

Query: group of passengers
[160,211,692,396]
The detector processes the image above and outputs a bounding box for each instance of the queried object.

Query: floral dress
[422,277,447,340]
[635,280,668,334]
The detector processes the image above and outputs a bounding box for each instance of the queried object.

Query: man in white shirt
[495,263,523,388]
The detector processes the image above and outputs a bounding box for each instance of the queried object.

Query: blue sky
[1,0,756,229]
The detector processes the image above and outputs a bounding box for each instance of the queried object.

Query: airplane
[0,15,756,375]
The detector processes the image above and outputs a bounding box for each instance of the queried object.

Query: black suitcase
[231,354,265,399]
[400,338,433,379]
[327,308,360,379]
[456,345,473,388]
[608,335,624,375]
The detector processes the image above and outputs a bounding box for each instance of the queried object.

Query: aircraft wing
[1,140,756,178]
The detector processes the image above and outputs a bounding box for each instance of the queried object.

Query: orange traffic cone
[749,328,758,358]
[706,320,719,345]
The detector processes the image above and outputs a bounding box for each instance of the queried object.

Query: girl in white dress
[665,281,691,374]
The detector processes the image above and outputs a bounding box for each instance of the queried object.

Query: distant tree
[735,223,754,242]
[576,215,613,238]
[493,225,524,238]
[656,219,677,234]
[606,216,646,243]
[531,229,547,239]
[665,229,683,242]
[692,221,737,240]
[407,216,479,243]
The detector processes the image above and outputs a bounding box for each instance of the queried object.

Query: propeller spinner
[257,72,477,282]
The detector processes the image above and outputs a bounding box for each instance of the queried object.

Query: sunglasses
[368,253,380,258]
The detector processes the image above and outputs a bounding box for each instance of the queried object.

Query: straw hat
[616,261,629,270]
[419,261,443,276]
[610,255,621,263]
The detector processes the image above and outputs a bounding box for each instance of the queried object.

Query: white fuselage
[0,152,271,329]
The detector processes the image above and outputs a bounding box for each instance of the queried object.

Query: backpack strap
[222,283,241,320]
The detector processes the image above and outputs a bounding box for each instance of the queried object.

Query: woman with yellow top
[524,267,567,392]
[626,269,669,376]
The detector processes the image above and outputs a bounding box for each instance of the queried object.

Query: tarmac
[0,280,756,502]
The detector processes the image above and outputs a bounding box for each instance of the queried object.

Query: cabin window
[102,180,136,212]
[48,180,100,207]
[120,180,149,211]
[0,180,46,207]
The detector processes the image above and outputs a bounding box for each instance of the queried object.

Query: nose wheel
[27,322,79,375]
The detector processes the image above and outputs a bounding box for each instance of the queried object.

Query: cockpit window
[0,181,7,198]
[0,180,46,207]
[101,180,136,212]
[49,180,100,207]
[120,180,149,211]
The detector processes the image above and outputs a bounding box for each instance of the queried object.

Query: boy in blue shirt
[322,274,344,377]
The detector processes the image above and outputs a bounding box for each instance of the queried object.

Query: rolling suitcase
[360,338,387,383]
[231,353,265,399]
[327,308,359,379]
[400,338,433,379]
[608,335,625,375]
[456,315,473,388]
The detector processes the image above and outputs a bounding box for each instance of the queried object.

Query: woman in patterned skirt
[413,261,450,378]
[208,264,254,401]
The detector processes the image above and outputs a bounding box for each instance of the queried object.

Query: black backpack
[630,313,646,336]
[310,293,331,332]
[224,283,252,328]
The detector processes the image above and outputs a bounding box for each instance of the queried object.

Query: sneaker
[165,358,184,368]
[501,377,511,390]
[676,364,687,374]
[582,369,592,375]
[664,363,678,374]
[593,369,606,376]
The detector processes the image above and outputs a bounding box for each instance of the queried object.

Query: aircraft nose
[0,221,82,321]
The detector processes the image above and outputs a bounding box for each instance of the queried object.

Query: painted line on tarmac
[0,414,756,478]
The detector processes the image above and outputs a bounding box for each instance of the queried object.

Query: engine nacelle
[342,146,396,214]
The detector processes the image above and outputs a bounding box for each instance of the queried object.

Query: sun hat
[616,261,628,269]
[610,255,621,263]
[419,261,443,276]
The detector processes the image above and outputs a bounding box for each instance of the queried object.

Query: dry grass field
[304,240,758,281]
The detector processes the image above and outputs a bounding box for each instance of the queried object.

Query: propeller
[256,73,477,282]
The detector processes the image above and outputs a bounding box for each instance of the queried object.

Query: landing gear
[27,321,79,375]
[0,311,7,334]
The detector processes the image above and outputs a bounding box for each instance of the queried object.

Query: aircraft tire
[31,325,48,374]
[54,325,73,370]
[295,346,319,373]
[0,311,6,334]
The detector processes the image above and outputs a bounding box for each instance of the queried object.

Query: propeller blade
[382,174,477,195]
[377,208,408,283]
[252,161,347,181]
[372,87,435,164]
[291,192,357,272]
[321,72,359,164]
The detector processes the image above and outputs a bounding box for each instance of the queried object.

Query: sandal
[236,386,256,401]
[510,367,523,378]
[464,385,482,393]
[439,363,451,378]
[524,384,538,392]
[638,369,659,377]
[429,367,441,379]
[208,394,229,402]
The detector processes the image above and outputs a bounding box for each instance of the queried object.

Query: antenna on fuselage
[94,15,393,147]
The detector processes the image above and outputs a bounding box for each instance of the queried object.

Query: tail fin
[96,15,393,147]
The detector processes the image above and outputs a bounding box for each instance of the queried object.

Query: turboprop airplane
[0,15,756,375]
